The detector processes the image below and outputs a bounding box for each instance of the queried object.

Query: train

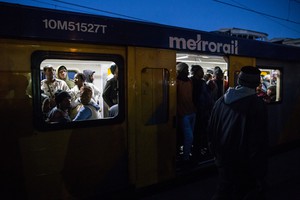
[1,2,300,199]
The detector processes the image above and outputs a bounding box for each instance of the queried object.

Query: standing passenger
[211,66,225,102]
[208,66,268,200]
[102,64,119,108]
[56,65,75,89]
[176,62,197,164]
[83,69,101,104]
[264,85,276,103]
[190,65,213,161]
[41,64,70,108]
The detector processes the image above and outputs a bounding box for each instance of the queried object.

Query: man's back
[208,93,268,168]
[208,66,269,200]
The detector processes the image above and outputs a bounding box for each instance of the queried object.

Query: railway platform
[138,146,300,200]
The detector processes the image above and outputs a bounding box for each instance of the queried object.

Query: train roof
[1,2,300,61]
[269,38,300,47]
[212,28,269,41]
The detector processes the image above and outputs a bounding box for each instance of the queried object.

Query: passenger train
[1,2,300,199]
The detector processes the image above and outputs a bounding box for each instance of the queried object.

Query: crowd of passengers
[176,63,277,164]
[40,64,119,123]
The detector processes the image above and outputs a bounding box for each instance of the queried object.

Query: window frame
[257,66,283,104]
[31,50,125,131]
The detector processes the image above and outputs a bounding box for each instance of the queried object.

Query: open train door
[127,47,177,188]
[228,56,256,87]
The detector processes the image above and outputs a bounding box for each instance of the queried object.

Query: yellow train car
[1,2,300,199]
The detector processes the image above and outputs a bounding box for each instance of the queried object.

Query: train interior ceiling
[176,53,228,77]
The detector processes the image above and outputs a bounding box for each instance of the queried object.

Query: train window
[141,68,169,125]
[258,68,281,103]
[31,51,124,130]
[234,67,281,103]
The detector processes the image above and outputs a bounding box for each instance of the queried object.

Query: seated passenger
[73,85,101,121]
[47,90,72,123]
[102,64,118,108]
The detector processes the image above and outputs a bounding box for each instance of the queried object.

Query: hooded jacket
[208,85,269,178]
[83,70,95,83]
[56,65,75,89]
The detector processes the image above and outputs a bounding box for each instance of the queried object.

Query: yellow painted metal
[128,47,177,188]
[0,39,128,199]
[228,55,256,87]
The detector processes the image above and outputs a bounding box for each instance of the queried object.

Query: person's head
[54,90,71,110]
[57,65,68,80]
[213,66,224,80]
[237,66,261,89]
[176,62,189,77]
[83,70,95,83]
[207,69,213,75]
[74,73,86,88]
[191,65,204,78]
[43,64,55,80]
[80,85,93,105]
[204,73,212,82]
[110,64,118,79]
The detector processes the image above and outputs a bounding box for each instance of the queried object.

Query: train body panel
[1,2,300,199]
[256,58,300,145]
[0,39,129,199]
[132,47,177,187]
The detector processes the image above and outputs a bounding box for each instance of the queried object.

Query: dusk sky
[2,0,300,39]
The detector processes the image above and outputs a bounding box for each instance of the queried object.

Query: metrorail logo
[169,34,238,54]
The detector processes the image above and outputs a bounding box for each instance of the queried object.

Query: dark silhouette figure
[190,65,213,161]
[208,66,269,200]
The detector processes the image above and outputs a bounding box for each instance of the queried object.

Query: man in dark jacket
[208,66,268,200]
[102,64,118,108]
